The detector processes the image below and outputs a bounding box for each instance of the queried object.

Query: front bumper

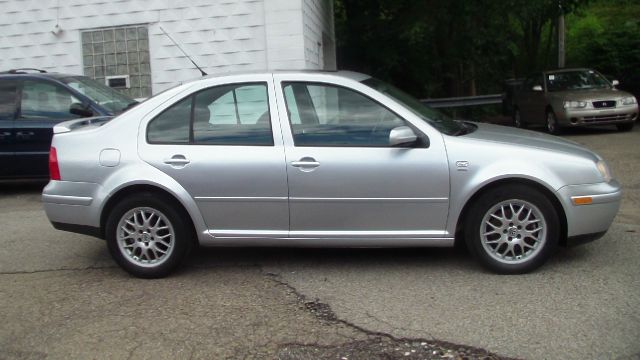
[558,105,638,126]
[557,180,621,241]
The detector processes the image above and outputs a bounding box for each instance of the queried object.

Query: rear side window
[147,82,272,146]
[19,80,82,120]
[147,97,191,143]
[0,80,18,120]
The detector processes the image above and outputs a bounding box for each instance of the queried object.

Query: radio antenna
[159,26,208,76]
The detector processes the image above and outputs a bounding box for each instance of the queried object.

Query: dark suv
[0,69,136,179]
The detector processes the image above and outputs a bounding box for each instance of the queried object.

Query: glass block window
[81,25,151,98]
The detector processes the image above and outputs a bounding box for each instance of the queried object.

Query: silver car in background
[513,68,638,133]
[43,71,621,278]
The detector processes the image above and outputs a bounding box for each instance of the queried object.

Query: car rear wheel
[105,193,192,278]
[464,184,559,274]
[513,108,526,128]
[546,111,561,135]
[616,122,634,132]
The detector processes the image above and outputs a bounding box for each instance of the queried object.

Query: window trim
[146,81,274,146]
[281,81,428,148]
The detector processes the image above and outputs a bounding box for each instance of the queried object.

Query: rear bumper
[557,181,621,239]
[51,221,102,239]
[42,180,103,234]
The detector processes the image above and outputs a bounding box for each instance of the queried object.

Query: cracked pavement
[1,127,639,359]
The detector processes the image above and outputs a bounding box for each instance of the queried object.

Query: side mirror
[389,126,418,147]
[70,103,94,117]
[532,85,543,92]
[611,80,619,87]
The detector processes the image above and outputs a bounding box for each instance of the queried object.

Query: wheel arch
[99,184,199,247]
[454,177,568,248]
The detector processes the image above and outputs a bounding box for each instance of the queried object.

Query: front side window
[147,82,272,146]
[282,82,411,147]
[20,80,82,120]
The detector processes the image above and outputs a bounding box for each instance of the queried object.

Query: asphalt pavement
[1,125,639,359]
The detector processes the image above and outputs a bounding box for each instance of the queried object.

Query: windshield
[361,78,464,135]
[545,70,611,92]
[61,76,136,114]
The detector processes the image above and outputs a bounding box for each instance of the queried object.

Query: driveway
[1,126,638,359]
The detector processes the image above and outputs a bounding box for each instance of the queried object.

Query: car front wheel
[513,108,526,128]
[546,110,561,135]
[105,193,192,278]
[464,184,559,274]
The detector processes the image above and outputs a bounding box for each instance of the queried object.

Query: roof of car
[0,70,80,79]
[201,69,371,81]
[542,68,593,74]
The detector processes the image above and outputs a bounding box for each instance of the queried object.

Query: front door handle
[163,155,190,166]
[291,157,320,171]
[0,131,10,140]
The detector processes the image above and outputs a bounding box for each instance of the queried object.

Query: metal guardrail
[420,94,503,108]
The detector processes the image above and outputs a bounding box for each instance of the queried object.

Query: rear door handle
[163,155,190,166]
[291,157,320,171]
[0,131,11,140]
[291,161,320,167]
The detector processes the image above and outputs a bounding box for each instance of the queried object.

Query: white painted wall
[302,0,335,70]
[0,0,335,94]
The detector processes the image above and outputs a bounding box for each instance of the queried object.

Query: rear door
[139,76,289,239]
[15,79,82,177]
[0,79,18,178]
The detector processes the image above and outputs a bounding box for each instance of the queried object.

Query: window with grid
[81,25,151,99]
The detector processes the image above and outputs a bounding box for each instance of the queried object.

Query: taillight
[49,147,61,180]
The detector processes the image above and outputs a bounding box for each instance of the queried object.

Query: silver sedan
[43,71,621,278]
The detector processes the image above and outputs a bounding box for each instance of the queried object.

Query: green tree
[335,0,589,98]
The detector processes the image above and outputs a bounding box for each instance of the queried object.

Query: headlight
[563,100,587,109]
[596,160,612,182]
[620,96,637,106]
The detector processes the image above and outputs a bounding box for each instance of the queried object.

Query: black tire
[464,184,559,274]
[546,110,561,135]
[513,108,526,129]
[105,192,192,278]
[616,122,634,132]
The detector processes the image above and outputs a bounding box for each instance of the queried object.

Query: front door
[0,79,18,178]
[275,78,450,240]
[139,78,289,239]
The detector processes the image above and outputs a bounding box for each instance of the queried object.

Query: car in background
[0,68,137,179]
[42,70,621,278]
[512,68,638,134]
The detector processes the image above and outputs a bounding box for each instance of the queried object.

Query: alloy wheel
[479,199,547,265]
[116,207,175,267]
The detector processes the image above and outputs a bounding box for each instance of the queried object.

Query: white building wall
[0,0,335,94]
[263,0,306,70]
[302,0,335,70]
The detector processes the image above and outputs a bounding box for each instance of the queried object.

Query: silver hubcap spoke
[480,199,547,264]
[547,114,555,132]
[117,207,175,267]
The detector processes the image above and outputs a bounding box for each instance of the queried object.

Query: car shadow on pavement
[177,244,594,277]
